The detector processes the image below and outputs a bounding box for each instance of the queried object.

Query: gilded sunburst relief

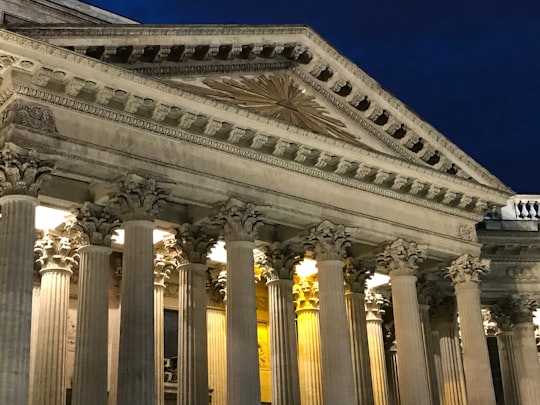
[200,74,360,145]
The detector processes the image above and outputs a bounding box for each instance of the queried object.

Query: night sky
[85,0,540,193]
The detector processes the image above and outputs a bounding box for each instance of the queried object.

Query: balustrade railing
[487,195,540,220]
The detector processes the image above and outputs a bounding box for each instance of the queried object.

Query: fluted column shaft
[317,259,356,404]
[419,304,440,405]
[72,245,112,405]
[346,291,374,405]
[514,322,540,404]
[33,265,73,405]
[117,220,156,405]
[29,281,41,402]
[226,240,261,405]
[436,318,467,405]
[386,345,400,405]
[0,195,38,405]
[177,263,209,405]
[207,307,226,405]
[297,307,322,405]
[267,278,301,405]
[154,278,165,405]
[390,274,431,405]
[496,330,520,405]
[454,282,496,405]
[366,301,390,405]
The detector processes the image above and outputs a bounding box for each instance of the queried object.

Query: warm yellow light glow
[295,258,318,277]
[366,272,390,290]
[35,206,71,231]
[112,229,173,245]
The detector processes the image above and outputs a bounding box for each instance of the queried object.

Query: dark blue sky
[86,0,540,193]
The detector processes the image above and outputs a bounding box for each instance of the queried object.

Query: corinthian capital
[417,277,442,306]
[446,253,489,285]
[35,231,77,271]
[293,276,319,310]
[0,143,54,197]
[377,239,427,277]
[110,173,169,221]
[492,295,538,326]
[365,291,386,320]
[153,252,174,288]
[257,242,303,281]
[213,198,265,242]
[305,220,350,261]
[344,258,373,293]
[174,223,216,264]
[65,202,121,247]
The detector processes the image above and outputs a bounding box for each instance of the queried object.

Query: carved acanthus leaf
[257,242,303,281]
[1,101,58,133]
[344,258,374,293]
[416,277,442,306]
[35,231,77,271]
[65,202,121,247]
[0,143,54,197]
[110,173,169,221]
[305,220,351,261]
[365,291,386,319]
[446,253,489,285]
[212,198,265,242]
[491,295,538,326]
[174,223,216,264]
[377,239,427,277]
[293,275,319,310]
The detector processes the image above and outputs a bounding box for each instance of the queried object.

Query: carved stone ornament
[491,295,538,326]
[257,242,303,281]
[110,173,169,221]
[344,257,374,293]
[212,198,265,242]
[64,202,121,247]
[35,231,77,271]
[416,277,442,306]
[446,253,489,285]
[0,100,58,134]
[293,275,319,310]
[0,142,54,197]
[153,253,174,288]
[457,224,476,242]
[364,291,386,318]
[174,223,216,264]
[377,239,427,277]
[206,265,228,303]
[429,296,457,324]
[305,220,351,261]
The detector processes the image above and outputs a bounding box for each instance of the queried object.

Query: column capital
[174,223,216,264]
[430,296,457,324]
[446,253,489,286]
[0,142,54,197]
[344,258,373,293]
[365,291,386,321]
[207,265,227,304]
[212,198,265,242]
[417,277,442,306]
[110,173,169,222]
[65,202,121,247]
[377,239,426,277]
[293,276,319,310]
[492,295,538,326]
[153,249,175,288]
[35,231,77,272]
[257,242,303,282]
[305,220,350,261]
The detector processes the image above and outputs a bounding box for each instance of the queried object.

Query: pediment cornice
[0,30,511,222]
[9,24,512,192]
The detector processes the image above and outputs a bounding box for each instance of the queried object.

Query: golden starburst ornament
[202,74,360,145]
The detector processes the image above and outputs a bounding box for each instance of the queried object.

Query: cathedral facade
[0,1,539,404]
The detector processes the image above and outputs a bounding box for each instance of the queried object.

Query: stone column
[490,309,520,405]
[365,291,390,405]
[29,273,41,402]
[259,243,301,405]
[344,259,374,405]
[0,143,53,405]
[213,198,264,405]
[432,298,467,405]
[305,221,356,404]
[446,254,496,405]
[170,224,215,405]
[417,279,441,405]
[492,295,540,405]
[113,174,169,405]
[153,250,172,405]
[206,267,227,405]
[377,239,431,405]
[33,232,76,405]
[67,203,119,405]
[386,343,400,405]
[293,275,322,405]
